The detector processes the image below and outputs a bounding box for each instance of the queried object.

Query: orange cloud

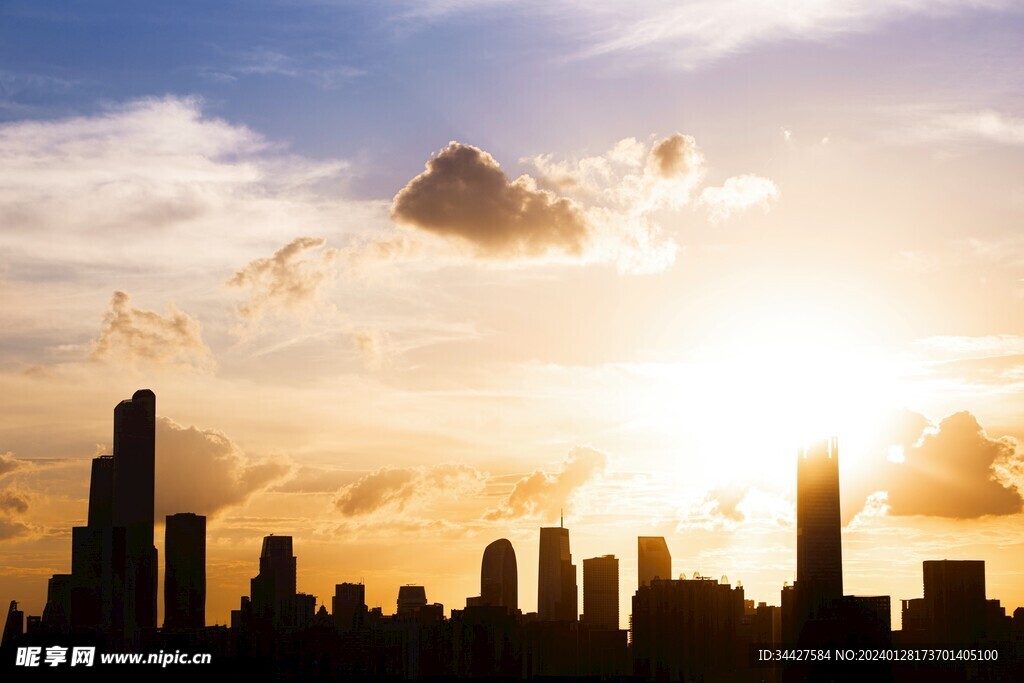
[228,236,340,320]
[334,463,486,517]
[487,446,607,520]
[91,291,211,368]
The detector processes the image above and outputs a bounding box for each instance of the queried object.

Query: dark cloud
[885,411,1021,518]
[334,463,484,517]
[649,133,702,179]
[0,489,28,515]
[391,142,589,257]
[91,291,211,368]
[0,451,24,478]
[228,236,340,320]
[156,417,292,518]
[486,446,608,520]
[0,517,30,542]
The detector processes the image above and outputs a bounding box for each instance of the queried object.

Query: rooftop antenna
[560,508,563,528]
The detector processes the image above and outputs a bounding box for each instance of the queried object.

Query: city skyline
[1,0,1024,648]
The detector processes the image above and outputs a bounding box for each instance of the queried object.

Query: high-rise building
[112,389,158,633]
[538,525,577,622]
[637,537,671,588]
[332,582,367,632]
[473,538,518,611]
[164,513,206,630]
[923,560,986,642]
[632,577,745,681]
[251,535,297,627]
[582,555,618,630]
[794,438,843,627]
[2,600,23,649]
[87,456,114,528]
[42,574,72,634]
[397,585,428,616]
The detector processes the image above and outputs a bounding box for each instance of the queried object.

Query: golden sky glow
[1,1,1023,634]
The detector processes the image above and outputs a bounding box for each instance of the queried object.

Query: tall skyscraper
[251,535,297,627]
[475,538,518,611]
[112,389,158,633]
[538,525,577,622]
[583,555,618,630]
[795,438,843,624]
[87,456,114,527]
[923,560,986,642]
[164,513,206,630]
[638,537,671,588]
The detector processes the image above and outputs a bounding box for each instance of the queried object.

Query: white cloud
[699,174,780,222]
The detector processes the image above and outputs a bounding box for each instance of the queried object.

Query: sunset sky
[1,1,1024,630]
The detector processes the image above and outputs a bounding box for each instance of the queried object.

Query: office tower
[631,576,745,681]
[332,582,367,632]
[795,438,843,624]
[70,524,126,637]
[638,537,671,588]
[42,574,72,634]
[112,389,158,633]
[88,456,114,527]
[923,560,986,642]
[538,525,577,621]
[475,538,518,611]
[2,600,23,649]
[164,513,206,630]
[251,535,297,627]
[397,585,428,616]
[583,555,618,630]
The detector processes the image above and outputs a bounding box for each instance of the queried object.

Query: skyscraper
[582,555,618,630]
[923,560,986,642]
[475,538,518,611]
[87,456,114,527]
[795,438,843,625]
[538,525,577,622]
[112,389,158,633]
[164,513,206,630]
[251,535,297,627]
[637,537,671,588]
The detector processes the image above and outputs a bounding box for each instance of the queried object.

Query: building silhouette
[468,538,518,611]
[164,513,206,630]
[333,582,368,632]
[112,389,159,634]
[582,555,618,630]
[631,576,745,681]
[251,535,297,628]
[789,438,843,642]
[923,560,986,643]
[87,455,114,527]
[638,536,671,589]
[397,585,428,616]
[537,525,577,622]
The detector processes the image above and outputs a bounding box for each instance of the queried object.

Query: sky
[1,1,1024,630]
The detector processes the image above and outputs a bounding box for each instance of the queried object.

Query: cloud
[228,236,340,321]
[350,329,391,370]
[199,47,364,90]
[0,489,28,515]
[701,484,747,522]
[0,517,30,542]
[883,411,1022,518]
[155,417,292,518]
[91,291,212,368]
[391,142,590,257]
[486,445,608,519]
[0,452,24,478]
[405,1,1017,69]
[334,462,486,516]
[901,108,1024,147]
[699,174,780,222]
[649,133,701,179]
